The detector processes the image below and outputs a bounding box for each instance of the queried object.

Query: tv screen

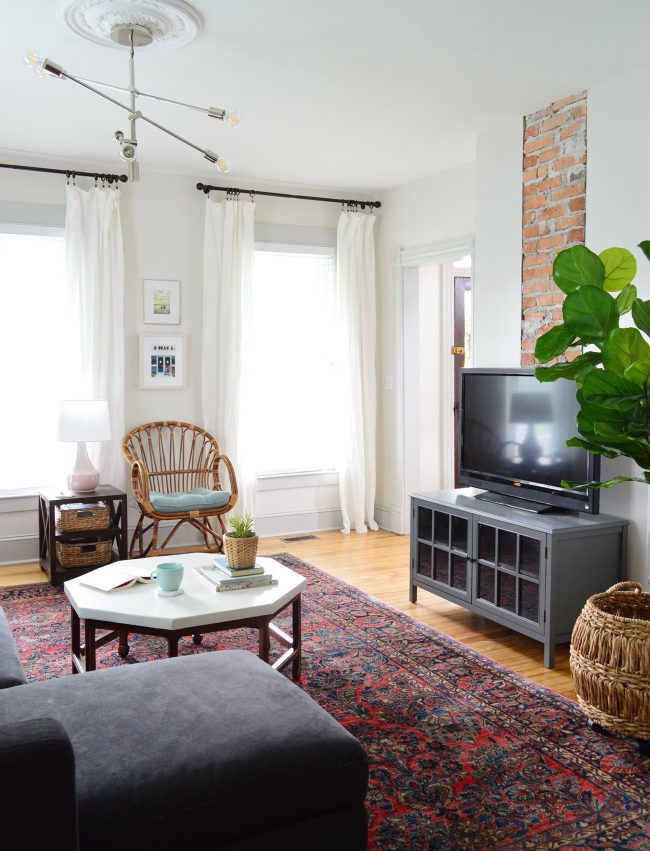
[459,368,600,513]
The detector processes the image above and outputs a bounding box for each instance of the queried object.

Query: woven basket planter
[223,534,259,569]
[55,538,113,569]
[56,502,110,533]
[570,581,650,741]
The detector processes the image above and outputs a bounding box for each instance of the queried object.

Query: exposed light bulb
[216,157,232,173]
[224,111,240,128]
[24,52,41,67]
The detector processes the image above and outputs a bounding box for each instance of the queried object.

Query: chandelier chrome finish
[24,0,238,181]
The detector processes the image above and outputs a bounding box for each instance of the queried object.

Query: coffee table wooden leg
[259,622,271,663]
[292,595,302,680]
[71,608,81,674]
[168,636,179,657]
[118,631,130,658]
[85,622,97,672]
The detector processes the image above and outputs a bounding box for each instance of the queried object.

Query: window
[253,245,336,475]
[0,226,75,492]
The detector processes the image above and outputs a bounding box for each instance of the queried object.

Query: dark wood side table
[38,485,128,586]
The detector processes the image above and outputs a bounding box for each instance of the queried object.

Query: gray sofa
[0,607,368,850]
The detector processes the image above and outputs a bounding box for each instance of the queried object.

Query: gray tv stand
[409,488,628,668]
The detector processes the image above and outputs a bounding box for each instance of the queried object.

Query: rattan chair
[122,421,238,558]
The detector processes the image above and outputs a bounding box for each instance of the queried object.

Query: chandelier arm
[60,69,215,159]
[72,78,225,117]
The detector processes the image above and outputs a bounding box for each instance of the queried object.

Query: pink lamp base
[68,441,100,492]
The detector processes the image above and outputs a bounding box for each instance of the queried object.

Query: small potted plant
[223,512,259,569]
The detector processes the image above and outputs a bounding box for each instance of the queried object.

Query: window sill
[0,490,40,513]
[256,470,339,492]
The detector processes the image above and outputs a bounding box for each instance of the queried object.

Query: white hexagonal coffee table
[64,554,306,679]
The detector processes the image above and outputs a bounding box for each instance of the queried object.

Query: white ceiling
[3,0,650,192]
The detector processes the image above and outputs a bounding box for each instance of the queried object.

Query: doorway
[395,239,473,534]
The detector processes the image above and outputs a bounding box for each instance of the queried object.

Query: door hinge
[451,346,465,356]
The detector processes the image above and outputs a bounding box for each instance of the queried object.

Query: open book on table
[80,564,152,592]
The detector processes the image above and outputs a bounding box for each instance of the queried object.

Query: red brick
[522,240,539,254]
[539,234,566,250]
[523,253,544,269]
[524,134,556,155]
[537,176,563,192]
[525,124,540,139]
[523,168,538,184]
[551,92,586,112]
[522,282,545,295]
[523,224,547,239]
[523,194,547,211]
[538,203,566,221]
[525,310,547,322]
[572,104,587,119]
[523,182,540,197]
[540,113,569,133]
[568,196,586,212]
[560,119,586,140]
[522,295,537,308]
[523,155,538,168]
[522,211,536,225]
[537,165,548,180]
[520,353,536,366]
[527,106,553,122]
[539,146,562,163]
[552,307,563,320]
[565,348,583,362]
[551,182,585,201]
[555,213,584,231]
[552,155,579,171]
[568,227,586,243]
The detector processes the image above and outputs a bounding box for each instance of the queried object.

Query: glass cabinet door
[413,502,470,601]
[472,521,544,633]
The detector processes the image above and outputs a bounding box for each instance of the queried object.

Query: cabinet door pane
[417,543,432,579]
[451,516,468,552]
[434,512,449,545]
[498,530,517,569]
[434,548,449,584]
[451,555,468,591]
[498,571,517,614]
[520,537,541,579]
[418,506,432,540]
[520,579,539,622]
[478,524,496,563]
[478,564,495,603]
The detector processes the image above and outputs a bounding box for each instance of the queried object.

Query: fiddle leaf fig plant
[535,241,650,490]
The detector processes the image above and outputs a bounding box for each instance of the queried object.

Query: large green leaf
[616,284,637,315]
[562,475,648,490]
[599,247,637,292]
[534,324,576,364]
[601,328,650,376]
[535,352,601,382]
[565,437,619,458]
[580,369,644,410]
[563,287,619,341]
[553,245,605,294]
[625,356,650,387]
[638,240,650,262]
[632,299,650,336]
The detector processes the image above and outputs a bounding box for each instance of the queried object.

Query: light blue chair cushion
[149,488,231,514]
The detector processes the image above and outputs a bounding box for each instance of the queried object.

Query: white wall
[375,163,476,528]
[473,118,523,368]
[0,153,374,562]
[585,64,650,586]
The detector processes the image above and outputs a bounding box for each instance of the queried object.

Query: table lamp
[56,400,111,492]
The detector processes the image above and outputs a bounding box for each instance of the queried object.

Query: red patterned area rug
[1,553,648,850]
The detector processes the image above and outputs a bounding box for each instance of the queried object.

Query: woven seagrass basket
[570,581,650,741]
[56,502,110,533]
[223,534,259,570]
[55,538,113,569]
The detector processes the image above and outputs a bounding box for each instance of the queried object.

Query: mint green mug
[150,562,184,593]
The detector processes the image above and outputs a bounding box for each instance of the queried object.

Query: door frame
[391,235,474,535]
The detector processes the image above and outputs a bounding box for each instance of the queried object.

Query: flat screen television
[458,368,600,513]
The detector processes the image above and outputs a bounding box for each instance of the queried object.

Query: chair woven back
[122,421,223,494]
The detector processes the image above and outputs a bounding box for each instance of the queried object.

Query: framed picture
[139,334,187,389]
[143,279,180,324]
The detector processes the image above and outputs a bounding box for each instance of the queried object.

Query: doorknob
[451,346,465,356]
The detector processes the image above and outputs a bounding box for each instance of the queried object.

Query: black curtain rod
[196,182,381,209]
[0,162,128,184]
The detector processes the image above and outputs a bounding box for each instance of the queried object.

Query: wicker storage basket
[56,502,110,533]
[223,534,259,569]
[55,538,113,569]
[570,581,650,740]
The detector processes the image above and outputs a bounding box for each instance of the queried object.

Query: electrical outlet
[383,374,394,391]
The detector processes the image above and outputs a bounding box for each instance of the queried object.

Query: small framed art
[140,334,187,389]
[143,279,180,324]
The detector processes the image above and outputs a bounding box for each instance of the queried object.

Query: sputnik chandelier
[24,0,238,180]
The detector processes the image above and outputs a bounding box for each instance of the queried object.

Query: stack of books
[196,556,277,592]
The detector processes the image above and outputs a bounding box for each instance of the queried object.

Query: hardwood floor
[0,529,576,699]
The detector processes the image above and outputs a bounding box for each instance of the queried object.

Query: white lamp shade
[56,400,111,443]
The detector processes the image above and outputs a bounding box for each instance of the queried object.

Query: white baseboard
[375,503,406,535]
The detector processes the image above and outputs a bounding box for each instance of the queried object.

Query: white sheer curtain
[64,184,125,488]
[335,210,378,533]
[202,198,257,516]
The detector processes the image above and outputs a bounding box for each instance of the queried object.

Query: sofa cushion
[150,487,231,514]
[0,649,368,851]
[0,608,27,689]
